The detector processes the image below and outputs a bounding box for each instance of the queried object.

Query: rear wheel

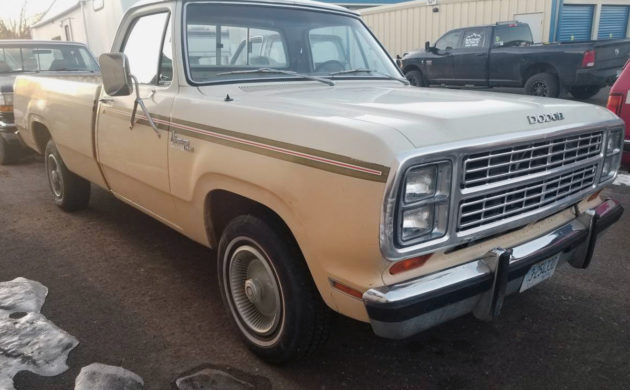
[218,215,331,363]
[570,86,601,100]
[45,140,91,212]
[524,72,559,98]
[0,135,19,165]
[405,69,426,87]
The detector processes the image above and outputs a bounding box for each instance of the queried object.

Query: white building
[31,0,141,56]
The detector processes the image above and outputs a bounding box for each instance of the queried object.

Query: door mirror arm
[129,75,160,138]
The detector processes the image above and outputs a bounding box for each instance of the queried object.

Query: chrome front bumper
[363,199,623,339]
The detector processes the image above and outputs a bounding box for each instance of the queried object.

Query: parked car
[14,0,624,363]
[0,40,99,165]
[402,22,630,99]
[607,59,630,169]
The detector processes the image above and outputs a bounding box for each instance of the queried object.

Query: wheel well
[403,64,420,75]
[206,190,297,248]
[522,63,558,84]
[32,121,51,154]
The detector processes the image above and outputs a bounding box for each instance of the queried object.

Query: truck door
[427,29,463,84]
[450,27,490,86]
[96,10,179,225]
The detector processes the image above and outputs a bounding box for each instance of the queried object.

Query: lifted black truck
[401,22,630,99]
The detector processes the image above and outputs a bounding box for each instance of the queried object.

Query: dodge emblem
[527,113,565,125]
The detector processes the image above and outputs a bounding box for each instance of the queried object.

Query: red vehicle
[608,60,630,169]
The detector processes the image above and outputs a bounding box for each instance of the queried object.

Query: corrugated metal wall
[360,0,553,56]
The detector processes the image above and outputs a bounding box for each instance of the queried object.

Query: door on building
[515,13,544,43]
[557,5,594,42]
[598,5,630,40]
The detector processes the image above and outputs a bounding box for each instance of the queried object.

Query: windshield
[0,44,99,74]
[184,3,401,84]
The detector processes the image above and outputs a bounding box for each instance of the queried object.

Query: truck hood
[232,82,617,150]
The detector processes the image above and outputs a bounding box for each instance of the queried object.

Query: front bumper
[363,199,623,339]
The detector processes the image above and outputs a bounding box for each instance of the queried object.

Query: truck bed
[14,73,108,189]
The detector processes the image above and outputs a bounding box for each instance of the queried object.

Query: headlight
[397,161,451,245]
[0,92,13,112]
[601,128,624,182]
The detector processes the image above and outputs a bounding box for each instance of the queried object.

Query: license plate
[519,254,560,293]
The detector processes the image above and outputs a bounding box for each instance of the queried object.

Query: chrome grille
[458,164,597,231]
[462,131,603,188]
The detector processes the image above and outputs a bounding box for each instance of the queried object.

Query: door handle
[99,98,114,104]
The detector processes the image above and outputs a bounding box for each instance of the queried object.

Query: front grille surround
[379,121,623,261]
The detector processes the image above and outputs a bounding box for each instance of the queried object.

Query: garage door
[598,5,629,40]
[557,5,594,42]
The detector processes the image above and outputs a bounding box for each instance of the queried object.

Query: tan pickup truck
[14,0,624,363]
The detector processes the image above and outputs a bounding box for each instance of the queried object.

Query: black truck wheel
[405,69,426,87]
[570,86,601,100]
[44,139,91,212]
[524,72,559,98]
[0,135,19,165]
[218,215,331,363]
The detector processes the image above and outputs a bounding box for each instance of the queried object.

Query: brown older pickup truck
[14,0,624,363]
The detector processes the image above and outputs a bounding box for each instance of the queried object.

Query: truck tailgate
[14,74,108,189]
[594,39,630,72]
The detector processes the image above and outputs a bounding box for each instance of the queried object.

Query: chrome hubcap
[47,154,63,198]
[228,245,282,336]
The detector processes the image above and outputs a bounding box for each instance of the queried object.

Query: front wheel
[524,72,559,97]
[405,69,426,87]
[218,215,331,363]
[45,140,91,212]
[570,86,601,100]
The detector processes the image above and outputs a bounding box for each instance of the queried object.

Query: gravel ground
[1,89,629,389]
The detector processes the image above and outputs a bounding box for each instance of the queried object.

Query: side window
[462,28,487,49]
[123,12,169,84]
[435,31,463,51]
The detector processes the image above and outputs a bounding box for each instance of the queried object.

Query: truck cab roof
[129,0,357,15]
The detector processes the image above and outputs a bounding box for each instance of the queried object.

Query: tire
[0,135,19,165]
[570,86,601,100]
[524,72,559,98]
[218,215,331,363]
[405,69,426,87]
[44,139,90,212]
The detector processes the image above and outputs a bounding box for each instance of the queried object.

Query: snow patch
[0,278,78,390]
[74,363,144,390]
[0,277,47,316]
[613,173,630,186]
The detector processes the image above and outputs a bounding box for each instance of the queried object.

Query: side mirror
[425,41,431,51]
[99,53,132,97]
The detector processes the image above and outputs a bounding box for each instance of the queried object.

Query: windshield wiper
[216,68,335,86]
[329,69,409,85]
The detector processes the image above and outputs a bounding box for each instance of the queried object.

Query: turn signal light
[582,50,595,68]
[607,94,623,115]
[331,281,363,299]
[0,105,12,113]
[588,190,603,202]
[389,254,432,275]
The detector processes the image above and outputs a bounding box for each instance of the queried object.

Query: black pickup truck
[0,40,99,164]
[401,22,630,99]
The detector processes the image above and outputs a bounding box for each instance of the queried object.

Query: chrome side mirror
[99,53,132,97]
